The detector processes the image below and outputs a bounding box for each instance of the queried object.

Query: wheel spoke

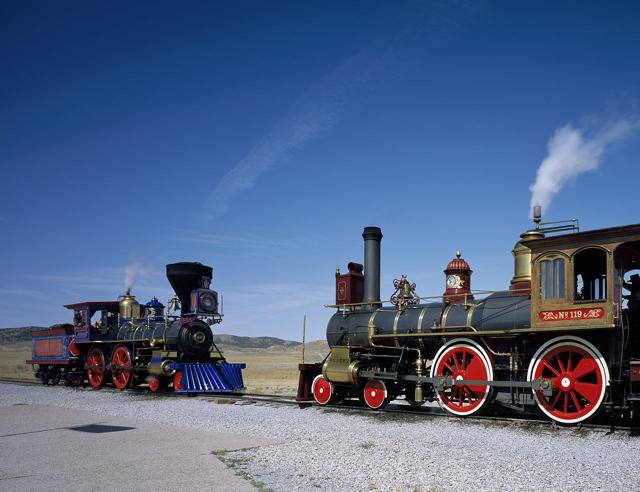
[570,390,582,411]
[463,385,477,402]
[573,381,600,403]
[563,393,569,414]
[542,360,560,377]
[550,390,562,409]
[566,351,573,372]
[572,358,597,380]
[465,355,487,379]
[443,362,455,374]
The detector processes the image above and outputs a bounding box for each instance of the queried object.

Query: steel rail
[0,378,635,434]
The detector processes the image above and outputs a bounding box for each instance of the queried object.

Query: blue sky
[2,1,640,340]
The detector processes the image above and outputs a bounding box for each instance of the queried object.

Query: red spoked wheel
[311,375,333,405]
[528,336,609,424]
[430,338,493,416]
[111,345,134,390]
[173,371,184,391]
[86,346,107,388]
[39,368,50,385]
[50,368,61,386]
[363,380,389,409]
[149,377,161,393]
[64,371,83,387]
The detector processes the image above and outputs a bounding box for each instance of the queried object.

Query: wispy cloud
[173,230,282,249]
[0,288,46,299]
[225,282,331,313]
[203,40,397,219]
[220,282,332,339]
[530,116,640,215]
[19,266,168,299]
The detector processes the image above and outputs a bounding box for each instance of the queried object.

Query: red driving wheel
[311,375,333,405]
[431,339,493,416]
[86,346,107,388]
[173,371,184,391]
[363,380,388,409]
[111,345,133,390]
[149,377,160,393]
[528,337,608,424]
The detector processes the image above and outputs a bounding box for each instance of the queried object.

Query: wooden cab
[526,224,640,330]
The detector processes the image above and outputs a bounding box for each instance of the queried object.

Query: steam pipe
[362,226,383,305]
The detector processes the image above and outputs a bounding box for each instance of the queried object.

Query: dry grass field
[0,342,35,381]
[224,342,327,395]
[0,339,328,396]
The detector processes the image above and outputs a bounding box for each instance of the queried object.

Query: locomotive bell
[119,290,141,319]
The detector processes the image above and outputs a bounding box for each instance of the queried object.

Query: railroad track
[1,377,636,434]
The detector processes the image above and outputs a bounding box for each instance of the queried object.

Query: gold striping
[417,306,428,350]
[393,311,401,348]
[367,310,378,345]
[466,303,476,328]
[371,323,615,339]
[441,304,452,328]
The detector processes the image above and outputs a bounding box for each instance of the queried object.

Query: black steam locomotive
[299,213,640,425]
[27,262,244,394]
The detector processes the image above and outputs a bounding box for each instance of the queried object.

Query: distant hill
[213,334,301,350]
[0,326,324,352]
[0,327,43,344]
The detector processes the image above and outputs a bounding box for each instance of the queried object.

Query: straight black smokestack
[362,226,383,305]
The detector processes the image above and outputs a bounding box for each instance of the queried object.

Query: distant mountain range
[0,326,317,351]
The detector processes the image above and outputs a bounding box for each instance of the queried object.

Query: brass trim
[75,339,151,344]
[417,306,428,350]
[466,303,475,327]
[392,311,401,348]
[371,323,614,339]
[441,303,452,327]
[367,311,378,345]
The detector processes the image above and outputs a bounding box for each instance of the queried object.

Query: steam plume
[124,259,153,293]
[529,118,639,215]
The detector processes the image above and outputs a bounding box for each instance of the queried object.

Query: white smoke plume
[529,118,639,215]
[124,259,153,294]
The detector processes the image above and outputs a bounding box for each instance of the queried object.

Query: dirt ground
[1,341,327,396]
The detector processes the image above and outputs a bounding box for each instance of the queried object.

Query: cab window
[540,256,565,300]
[574,248,607,301]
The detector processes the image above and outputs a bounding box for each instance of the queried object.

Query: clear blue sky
[2,1,640,340]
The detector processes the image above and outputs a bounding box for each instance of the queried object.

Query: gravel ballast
[1,383,638,491]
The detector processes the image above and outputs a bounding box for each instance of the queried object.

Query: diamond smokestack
[166,262,213,315]
[362,226,383,305]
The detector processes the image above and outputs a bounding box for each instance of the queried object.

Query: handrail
[324,287,531,309]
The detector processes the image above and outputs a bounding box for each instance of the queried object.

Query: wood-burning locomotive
[299,210,640,425]
[27,262,244,394]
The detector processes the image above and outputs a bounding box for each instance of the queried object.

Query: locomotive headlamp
[199,292,216,311]
[190,288,218,314]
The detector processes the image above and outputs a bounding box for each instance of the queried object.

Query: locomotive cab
[526,223,640,334]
